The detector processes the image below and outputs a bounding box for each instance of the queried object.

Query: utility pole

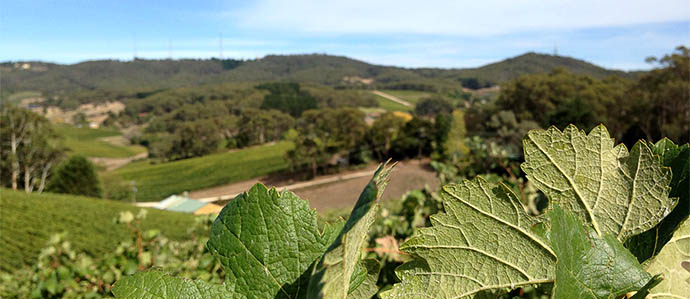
[219,33,223,60]
[133,34,138,60]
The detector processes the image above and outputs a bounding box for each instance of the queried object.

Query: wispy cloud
[1,0,687,69]
[233,0,690,36]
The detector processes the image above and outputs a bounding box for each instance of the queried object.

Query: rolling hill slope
[0,59,239,96]
[111,141,293,201]
[2,52,636,96]
[54,124,146,158]
[438,52,633,83]
[0,189,197,272]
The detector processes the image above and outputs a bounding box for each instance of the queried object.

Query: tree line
[127,83,378,162]
[434,46,689,201]
[0,106,102,197]
[2,47,686,199]
[468,46,689,152]
[118,47,690,176]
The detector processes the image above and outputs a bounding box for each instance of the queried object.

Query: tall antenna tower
[219,33,224,60]
[133,34,138,60]
[168,38,172,60]
[553,43,558,56]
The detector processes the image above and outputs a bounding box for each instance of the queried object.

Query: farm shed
[154,194,222,215]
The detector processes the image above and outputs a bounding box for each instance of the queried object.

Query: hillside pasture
[112,141,293,202]
[374,94,413,112]
[54,124,146,158]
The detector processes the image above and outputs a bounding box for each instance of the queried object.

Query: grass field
[374,95,413,112]
[54,124,146,158]
[0,189,196,272]
[8,91,42,103]
[358,107,387,114]
[380,90,432,104]
[112,141,294,201]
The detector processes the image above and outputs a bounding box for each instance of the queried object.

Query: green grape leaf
[114,184,334,298]
[347,259,381,299]
[206,184,336,299]
[549,206,652,298]
[382,177,557,298]
[308,163,394,299]
[385,125,678,298]
[522,124,674,242]
[627,138,690,262]
[112,270,226,298]
[114,165,393,298]
[644,217,690,298]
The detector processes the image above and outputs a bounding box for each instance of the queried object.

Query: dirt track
[90,152,148,171]
[189,159,438,212]
[371,90,413,107]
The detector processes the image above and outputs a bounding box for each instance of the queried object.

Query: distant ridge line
[1,52,637,96]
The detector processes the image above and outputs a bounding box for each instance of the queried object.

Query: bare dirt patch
[293,160,437,212]
[189,159,438,213]
[41,101,125,125]
[342,76,374,85]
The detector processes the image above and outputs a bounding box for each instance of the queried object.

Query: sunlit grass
[112,141,294,201]
[374,95,412,112]
[54,124,145,158]
[380,89,432,104]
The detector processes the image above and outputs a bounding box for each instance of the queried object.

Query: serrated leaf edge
[524,124,605,236]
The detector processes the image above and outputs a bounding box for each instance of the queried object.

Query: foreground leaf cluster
[385,125,688,298]
[114,124,689,298]
[113,164,394,298]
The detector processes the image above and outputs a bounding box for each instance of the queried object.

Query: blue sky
[1,0,688,70]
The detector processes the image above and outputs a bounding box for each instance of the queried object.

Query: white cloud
[232,0,690,36]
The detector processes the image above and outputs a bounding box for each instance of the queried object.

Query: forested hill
[0,59,238,96]
[1,52,634,96]
[421,52,635,84]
